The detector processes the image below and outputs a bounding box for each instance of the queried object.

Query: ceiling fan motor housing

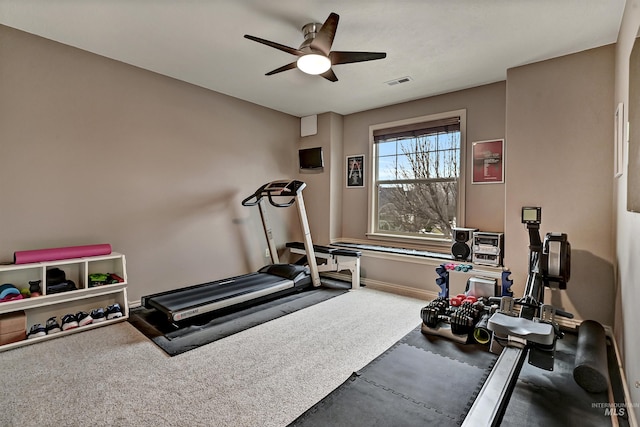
[299,22,323,53]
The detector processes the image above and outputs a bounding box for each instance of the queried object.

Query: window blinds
[373,117,460,142]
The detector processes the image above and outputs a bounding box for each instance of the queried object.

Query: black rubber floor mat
[291,325,628,427]
[290,327,497,426]
[501,332,614,427]
[129,287,348,356]
[292,372,460,427]
[403,329,497,370]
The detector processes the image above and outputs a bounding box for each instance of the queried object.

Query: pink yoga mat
[14,244,112,264]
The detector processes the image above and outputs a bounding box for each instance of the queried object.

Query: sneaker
[90,308,106,323]
[45,317,61,334]
[76,311,93,327]
[105,303,123,320]
[27,324,46,339]
[61,313,79,331]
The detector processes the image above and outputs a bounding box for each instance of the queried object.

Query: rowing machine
[463,206,573,426]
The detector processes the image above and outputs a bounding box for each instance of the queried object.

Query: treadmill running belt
[147,272,292,314]
[289,326,497,427]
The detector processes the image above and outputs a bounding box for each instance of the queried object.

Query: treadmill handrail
[241,189,265,207]
[243,180,306,208]
[267,193,295,208]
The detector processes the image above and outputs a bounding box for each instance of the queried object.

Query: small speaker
[451,227,478,261]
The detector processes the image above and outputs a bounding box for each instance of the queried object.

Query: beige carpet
[0,288,426,427]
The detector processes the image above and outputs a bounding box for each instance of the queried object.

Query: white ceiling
[0,0,626,117]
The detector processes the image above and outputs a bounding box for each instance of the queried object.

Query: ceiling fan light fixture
[297,54,331,75]
[245,12,386,82]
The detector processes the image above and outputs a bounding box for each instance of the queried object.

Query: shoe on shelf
[61,313,79,331]
[105,303,123,320]
[76,311,93,327]
[27,324,47,339]
[91,307,106,323]
[45,317,62,334]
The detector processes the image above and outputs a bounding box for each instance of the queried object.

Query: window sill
[333,241,453,262]
[334,233,454,261]
[365,232,452,254]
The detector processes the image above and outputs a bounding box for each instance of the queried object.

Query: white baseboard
[357,276,437,301]
[556,316,582,330]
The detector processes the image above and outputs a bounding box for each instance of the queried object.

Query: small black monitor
[299,147,324,169]
[521,206,541,224]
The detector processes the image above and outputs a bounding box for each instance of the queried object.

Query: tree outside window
[370,112,465,243]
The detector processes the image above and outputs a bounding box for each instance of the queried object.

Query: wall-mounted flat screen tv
[299,147,324,169]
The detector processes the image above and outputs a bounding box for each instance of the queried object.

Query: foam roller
[573,320,609,393]
[14,244,112,264]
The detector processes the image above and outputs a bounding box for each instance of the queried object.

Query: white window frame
[367,109,467,250]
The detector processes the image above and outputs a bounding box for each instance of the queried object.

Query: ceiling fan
[244,12,386,82]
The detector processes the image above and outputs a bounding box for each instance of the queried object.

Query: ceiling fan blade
[244,34,303,57]
[311,12,339,56]
[321,68,338,82]
[265,62,298,76]
[329,51,387,65]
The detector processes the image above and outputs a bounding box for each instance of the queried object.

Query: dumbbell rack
[423,263,513,344]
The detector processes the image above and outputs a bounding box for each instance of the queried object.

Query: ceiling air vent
[386,76,412,86]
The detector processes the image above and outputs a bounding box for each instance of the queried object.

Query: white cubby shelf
[0,252,128,352]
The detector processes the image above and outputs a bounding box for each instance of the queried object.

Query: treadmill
[142,180,321,322]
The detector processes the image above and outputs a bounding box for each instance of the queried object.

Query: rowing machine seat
[487,312,555,346]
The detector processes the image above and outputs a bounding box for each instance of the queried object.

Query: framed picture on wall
[615,102,624,178]
[472,139,504,184]
[346,154,365,188]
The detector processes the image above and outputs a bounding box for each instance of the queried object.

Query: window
[368,110,466,246]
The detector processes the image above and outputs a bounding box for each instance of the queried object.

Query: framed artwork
[615,102,624,178]
[346,154,365,188]
[472,139,504,184]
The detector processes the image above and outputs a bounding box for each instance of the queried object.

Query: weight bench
[286,242,361,289]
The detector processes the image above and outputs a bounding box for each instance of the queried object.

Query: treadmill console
[263,180,306,196]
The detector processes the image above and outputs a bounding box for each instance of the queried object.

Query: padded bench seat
[286,242,361,288]
[285,242,361,257]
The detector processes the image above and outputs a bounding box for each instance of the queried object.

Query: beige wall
[505,45,615,325]
[296,112,343,246]
[614,0,640,417]
[341,82,507,242]
[0,25,300,302]
[328,113,344,242]
[338,83,506,295]
[340,48,617,327]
